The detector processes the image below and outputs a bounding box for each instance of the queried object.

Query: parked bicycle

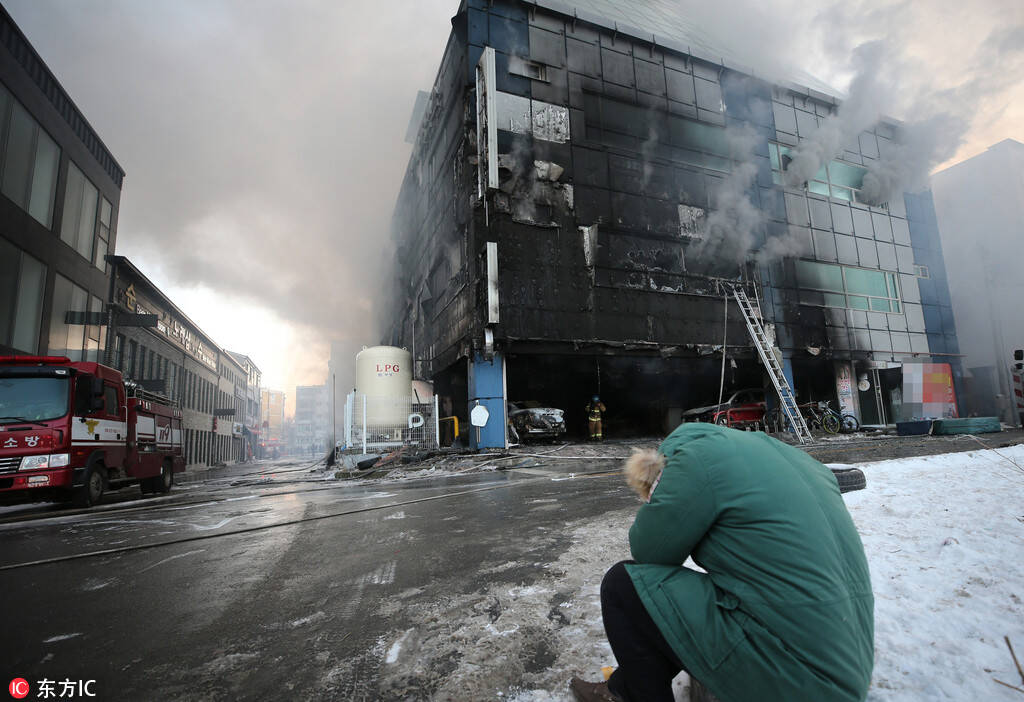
[765,401,860,435]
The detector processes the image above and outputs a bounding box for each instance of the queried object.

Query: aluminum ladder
[729,285,813,444]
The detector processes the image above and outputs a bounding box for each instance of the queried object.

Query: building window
[114,333,126,369]
[768,143,879,205]
[103,384,118,415]
[796,260,902,313]
[47,273,88,360]
[60,160,99,262]
[0,84,61,228]
[509,57,548,82]
[127,339,137,378]
[95,198,112,271]
[914,264,930,279]
[0,238,46,353]
[583,93,732,173]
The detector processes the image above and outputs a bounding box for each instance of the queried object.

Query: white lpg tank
[355,346,412,425]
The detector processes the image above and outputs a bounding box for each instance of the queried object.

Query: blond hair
[624,448,666,500]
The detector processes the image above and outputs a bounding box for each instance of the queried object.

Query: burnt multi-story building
[388,0,962,445]
[0,5,123,360]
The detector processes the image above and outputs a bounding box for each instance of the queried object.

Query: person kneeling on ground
[570,423,874,702]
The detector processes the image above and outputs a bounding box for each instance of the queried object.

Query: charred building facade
[388,0,962,444]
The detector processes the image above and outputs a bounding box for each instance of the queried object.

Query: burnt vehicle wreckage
[385,0,963,449]
[507,400,567,442]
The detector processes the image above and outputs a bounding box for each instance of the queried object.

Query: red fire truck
[0,356,184,507]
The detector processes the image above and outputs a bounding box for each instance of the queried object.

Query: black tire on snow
[832,467,867,493]
[156,459,173,494]
[75,463,107,507]
[690,679,722,702]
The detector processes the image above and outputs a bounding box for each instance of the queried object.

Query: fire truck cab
[0,356,185,507]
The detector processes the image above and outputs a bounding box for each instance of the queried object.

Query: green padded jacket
[625,423,874,701]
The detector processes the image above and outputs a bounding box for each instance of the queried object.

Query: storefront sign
[835,363,857,417]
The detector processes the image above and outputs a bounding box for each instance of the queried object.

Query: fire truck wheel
[156,459,174,494]
[75,463,107,507]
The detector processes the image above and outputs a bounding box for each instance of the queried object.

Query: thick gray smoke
[4,0,455,391]
[782,40,897,189]
[689,125,763,271]
[787,7,1024,205]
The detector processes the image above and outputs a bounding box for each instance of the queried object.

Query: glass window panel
[76,177,98,260]
[100,198,112,226]
[0,238,18,343]
[67,283,88,361]
[891,300,901,313]
[0,82,10,154]
[813,164,828,182]
[12,252,45,353]
[85,335,100,363]
[769,144,780,171]
[47,274,73,357]
[870,298,892,312]
[823,293,846,308]
[28,129,59,227]
[673,117,729,155]
[808,180,830,196]
[771,172,783,185]
[844,267,889,297]
[87,296,102,343]
[2,101,34,207]
[796,260,844,292]
[848,295,870,310]
[60,163,85,249]
[703,155,731,172]
[94,236,107,271]
[828,160,866,189]
[887,273,899,298]
[830,185,852,201]
[127,340,137,378]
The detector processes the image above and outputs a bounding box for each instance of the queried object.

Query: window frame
[768,142,886,207]
[795,259,902,314]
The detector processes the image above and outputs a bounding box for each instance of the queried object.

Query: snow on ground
[370,444,1024,700]
[843,444,1024,701]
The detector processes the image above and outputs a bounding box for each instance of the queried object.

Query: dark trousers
[602,561,685,702]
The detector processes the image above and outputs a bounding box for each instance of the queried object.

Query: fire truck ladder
[729,285,813,444]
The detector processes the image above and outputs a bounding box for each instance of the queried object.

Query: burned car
[507,400,566,442]
[681,388,766,429]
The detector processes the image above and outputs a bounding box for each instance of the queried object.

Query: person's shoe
[569,677,623,702]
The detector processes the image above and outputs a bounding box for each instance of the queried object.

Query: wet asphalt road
[0,456,635,701]
[2,429,1022,701]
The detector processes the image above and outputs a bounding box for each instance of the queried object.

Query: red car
[681,389,766,429]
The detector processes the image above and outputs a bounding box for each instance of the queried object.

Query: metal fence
[344,392,440,452]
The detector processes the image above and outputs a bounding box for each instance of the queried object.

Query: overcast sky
[5,0,1020,416]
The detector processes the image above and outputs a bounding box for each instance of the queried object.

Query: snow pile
[370,444,1024,700]
[844,445,1024,700]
